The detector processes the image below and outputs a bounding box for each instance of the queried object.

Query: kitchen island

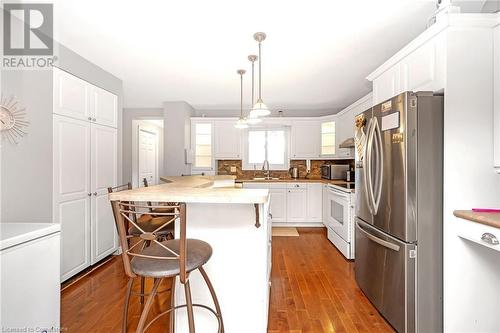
[108,175,271,333]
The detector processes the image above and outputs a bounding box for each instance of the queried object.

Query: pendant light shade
[234,69,248,129]
[250,32,270,117]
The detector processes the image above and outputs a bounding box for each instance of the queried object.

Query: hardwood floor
[61,228,394,333]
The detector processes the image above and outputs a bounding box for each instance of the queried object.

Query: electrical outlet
[230,166,237,173]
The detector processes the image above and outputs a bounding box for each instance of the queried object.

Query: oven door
[327,187,351,242]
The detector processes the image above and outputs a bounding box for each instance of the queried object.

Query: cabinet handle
[93,192,98,196]
[88,117,92,121]
[481,233,499,245]
[87,193,92,196]
[92,118,96,122]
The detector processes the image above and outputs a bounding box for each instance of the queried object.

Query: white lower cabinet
[286,184,307,223]
[268,186,287,223]
[54,115,118,281]
[244,182,323,226]
[307,183,322,222]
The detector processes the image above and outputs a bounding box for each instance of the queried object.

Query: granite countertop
[109,175,269,204]
[454,210,500,229]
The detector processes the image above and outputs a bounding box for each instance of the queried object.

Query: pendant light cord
[251,60,255,106]
[240,72,243,117]
[258,42,262,100]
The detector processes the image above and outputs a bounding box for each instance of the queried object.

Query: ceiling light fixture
[250,32,270,117]
[234,69,249,129]
[246,54,262,125]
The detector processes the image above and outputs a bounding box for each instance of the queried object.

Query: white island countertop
[0,223,61,251]
[108,175,269,204]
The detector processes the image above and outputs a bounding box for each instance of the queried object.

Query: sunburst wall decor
[0,94,29,144]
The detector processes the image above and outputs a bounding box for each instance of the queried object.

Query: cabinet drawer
[457,219,500,252]
[286,183,307,189]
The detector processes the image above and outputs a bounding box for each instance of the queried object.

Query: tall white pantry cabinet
[53,67,118,281]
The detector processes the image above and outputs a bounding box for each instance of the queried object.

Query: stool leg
[169,278,176,333]
[122,278,134,333]
[199,266,224,333]
[184,280,195,333]
[137,278,161,333]
[140,277,145,304]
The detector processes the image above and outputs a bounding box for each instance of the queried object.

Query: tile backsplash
[217,159,354,179]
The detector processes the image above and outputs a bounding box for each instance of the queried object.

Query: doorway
[131,119,164,188]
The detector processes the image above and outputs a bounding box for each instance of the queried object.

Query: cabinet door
[372,64,402,106]
[322,185,329,226]
[307,183,323,223]
[336,113,354,159]
[90,124,118,264]
[53,68,90,121]
[495,26,500,172]
[53,115,91,281]
[191,120,214,172]
[291,120,320,159]
[90,86,117,128]
[269,188,287,223]
[214,120,242,159]
[286,188,307,222]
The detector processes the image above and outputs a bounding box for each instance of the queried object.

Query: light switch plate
[230,166,237,173]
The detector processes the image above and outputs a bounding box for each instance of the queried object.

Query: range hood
[339,137,355,148]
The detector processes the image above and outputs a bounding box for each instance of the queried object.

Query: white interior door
[53,115,91,281]
[91,124,118,264]
[138,126,158,186]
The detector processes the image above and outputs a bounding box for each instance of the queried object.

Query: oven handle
[356,220,400,252]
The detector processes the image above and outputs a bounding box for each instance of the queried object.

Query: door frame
[131,120,161,188]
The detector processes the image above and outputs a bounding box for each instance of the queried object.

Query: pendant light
[250,32,270,117]
[246,54,262,125]
[234,69,249,129]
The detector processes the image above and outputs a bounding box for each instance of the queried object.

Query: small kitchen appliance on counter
[289,167,299,179]
[321,164,349,180]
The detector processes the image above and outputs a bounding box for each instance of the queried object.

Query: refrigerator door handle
[366,119,377,214]
[356,220,401,252]
[362,118,375,214]
[372,119,384,214]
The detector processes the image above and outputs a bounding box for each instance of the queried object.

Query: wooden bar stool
[108,183,174,305]
[142,178,178,216]
[110,200,224,333]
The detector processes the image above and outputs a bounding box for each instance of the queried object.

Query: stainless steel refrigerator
[354,92,443,333]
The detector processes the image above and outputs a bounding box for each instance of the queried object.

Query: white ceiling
[52,0,437,113]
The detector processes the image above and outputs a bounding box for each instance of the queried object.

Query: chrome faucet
[262,159,270,179]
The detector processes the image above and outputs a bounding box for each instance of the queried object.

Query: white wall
[163,101,194,176]
[443,26,500,331]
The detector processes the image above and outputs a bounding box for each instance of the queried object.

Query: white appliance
[0,223,61,331]
[325,184,355,259]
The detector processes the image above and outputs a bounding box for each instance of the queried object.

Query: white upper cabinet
[214,120,242,159]
[191,120,215,172]
[401,33,445,94]
[335,93,372,159]
[53,68,90,121]
[495,25,500,173]
[291,120,321,159]
[90,86,118,128]
[54,67,117,128]
[320,120,336,158]
[371,63,402,106]
[368,30,445,106]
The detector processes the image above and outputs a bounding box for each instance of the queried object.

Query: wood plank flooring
[61,227,394,332]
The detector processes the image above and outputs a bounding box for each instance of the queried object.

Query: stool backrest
[110,201,188,283]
